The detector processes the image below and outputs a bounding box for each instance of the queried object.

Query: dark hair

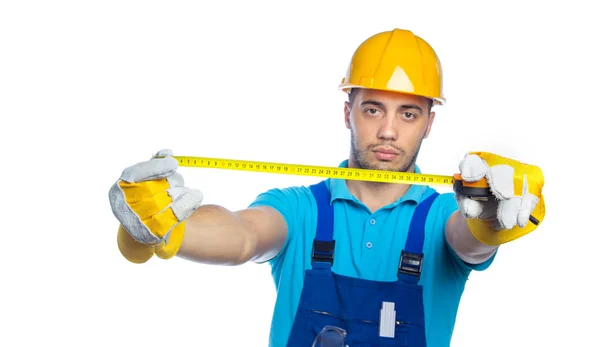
[348,88,433,114]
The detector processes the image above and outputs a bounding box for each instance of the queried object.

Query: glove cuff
[117,222,187,262]
[154,222,186,260]
[117,225,155,263]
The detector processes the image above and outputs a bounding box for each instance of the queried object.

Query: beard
[350,129,423,173]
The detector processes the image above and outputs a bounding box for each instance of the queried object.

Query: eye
[403,112,417,119]
[364,108,381,116]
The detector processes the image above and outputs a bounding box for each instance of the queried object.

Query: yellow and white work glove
[108,149,203,263]
[456,151,546,245]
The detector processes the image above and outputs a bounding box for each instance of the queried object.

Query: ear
[423,111,436,139]
[344,101,351,129]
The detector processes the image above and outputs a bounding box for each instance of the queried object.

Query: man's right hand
[108,149,204,263]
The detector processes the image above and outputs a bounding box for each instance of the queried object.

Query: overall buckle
[311,240,335,265]
[398,250,423,278]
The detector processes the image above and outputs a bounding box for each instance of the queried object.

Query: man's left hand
[455,151,546,245]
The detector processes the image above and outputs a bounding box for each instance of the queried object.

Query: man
[109,29,546,347]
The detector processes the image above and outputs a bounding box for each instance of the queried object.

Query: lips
[373,149,399,155]
[373,148,399,160]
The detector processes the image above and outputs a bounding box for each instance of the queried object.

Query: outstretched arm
[110,149,288,264]
[177,204,288,265]
[445,211,498,264]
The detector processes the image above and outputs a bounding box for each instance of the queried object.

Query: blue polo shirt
[248,160,496,347]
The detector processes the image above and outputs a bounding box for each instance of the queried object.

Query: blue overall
[285,180,439,347]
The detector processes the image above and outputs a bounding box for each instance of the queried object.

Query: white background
[1,1,599,346]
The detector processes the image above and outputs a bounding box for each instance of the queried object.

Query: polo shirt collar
[328,160,427,207]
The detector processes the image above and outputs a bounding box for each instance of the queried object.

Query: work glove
[455,151,546,245]
[108,149,204,263]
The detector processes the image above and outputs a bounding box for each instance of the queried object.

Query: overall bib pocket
[307,309,410,347]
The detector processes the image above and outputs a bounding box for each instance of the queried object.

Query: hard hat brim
[338,84,446,106]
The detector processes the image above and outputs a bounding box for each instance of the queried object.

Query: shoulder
[247,183,319,229]
[415,187,458,239]
[248,184,316,210]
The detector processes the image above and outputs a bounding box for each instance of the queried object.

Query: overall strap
[398,192,440,284]
[309,180,335,270]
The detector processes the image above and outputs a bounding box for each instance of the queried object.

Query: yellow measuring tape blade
[173,156,455,186]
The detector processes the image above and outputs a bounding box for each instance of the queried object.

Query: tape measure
[171,155,539,225]
[172,155,454,186]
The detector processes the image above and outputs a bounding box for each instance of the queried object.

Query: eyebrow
[360,100,424,113]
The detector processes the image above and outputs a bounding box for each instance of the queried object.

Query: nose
[377,115,398,141]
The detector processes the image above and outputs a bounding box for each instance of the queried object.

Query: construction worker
[108,29,546,347]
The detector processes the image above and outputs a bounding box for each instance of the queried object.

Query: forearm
[176,204,258,266]
[445,211,499,264]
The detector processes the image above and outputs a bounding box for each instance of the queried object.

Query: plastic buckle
[398,250,423,278]
[311,240,335,265]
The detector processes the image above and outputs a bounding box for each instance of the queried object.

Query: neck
[346,158,415,212]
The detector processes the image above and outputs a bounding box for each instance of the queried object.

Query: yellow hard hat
[339,29,445,105]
